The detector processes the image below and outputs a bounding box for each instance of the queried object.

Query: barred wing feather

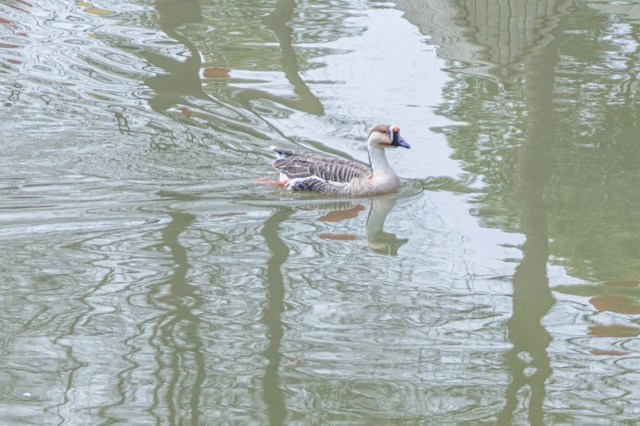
[271,148,371,184]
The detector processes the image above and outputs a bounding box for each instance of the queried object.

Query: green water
[1,0,639,424]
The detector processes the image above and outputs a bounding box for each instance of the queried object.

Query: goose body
[269,124,410,196]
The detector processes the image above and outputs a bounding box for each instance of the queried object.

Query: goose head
[368,124,411,150]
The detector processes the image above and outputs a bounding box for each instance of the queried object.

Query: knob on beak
[390,125,410,149]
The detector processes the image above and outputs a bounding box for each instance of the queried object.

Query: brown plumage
[268,124,410,196]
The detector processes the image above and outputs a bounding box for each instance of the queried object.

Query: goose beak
[390,125,410,148]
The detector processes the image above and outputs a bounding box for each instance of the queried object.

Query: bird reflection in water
[318,196,408,255]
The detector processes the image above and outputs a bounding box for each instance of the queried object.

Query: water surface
[1,0,640,424]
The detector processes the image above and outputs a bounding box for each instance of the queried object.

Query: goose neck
[368,145,393,174]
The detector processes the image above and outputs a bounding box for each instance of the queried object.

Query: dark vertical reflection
[395,0,567,420]
[147,0,322,117]
[497,39,558,426]
[256,0,324,114]
[260,207,293,426]
[149,211,205,425]
[145,0,206,113]
[146,0,276,142]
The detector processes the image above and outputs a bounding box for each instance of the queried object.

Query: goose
[268,124,410,196]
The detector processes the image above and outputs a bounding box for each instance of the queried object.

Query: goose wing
[270,147,371,184]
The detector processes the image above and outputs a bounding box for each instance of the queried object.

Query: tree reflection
[497,33,558,426]
[149,210,205,425]
[249,0,324,114]
[145,0,323,126]
[260,207,292,426]
[258,196,405,422]
[396,0,640,420]
[394,0,574,422]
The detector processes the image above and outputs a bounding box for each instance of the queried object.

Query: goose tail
[269,146,293,159]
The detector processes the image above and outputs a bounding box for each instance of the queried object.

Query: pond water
[1,0,640,424]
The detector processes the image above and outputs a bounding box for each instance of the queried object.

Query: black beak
[392,131,411,149]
